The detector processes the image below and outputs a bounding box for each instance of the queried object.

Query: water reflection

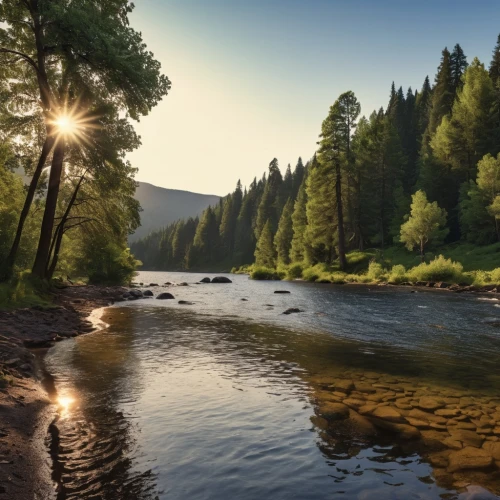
[45,303,500,499]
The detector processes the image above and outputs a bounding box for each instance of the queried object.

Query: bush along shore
[0,285,128,500]
[234,252,500,294]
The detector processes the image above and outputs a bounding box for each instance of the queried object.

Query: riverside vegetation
[0,0,170,307]
[132,39,500,287]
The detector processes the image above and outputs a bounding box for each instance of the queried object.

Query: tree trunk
[0,135,55,281]
[32,140,65,279]
[336,162,347,271]
[46,174,86,279]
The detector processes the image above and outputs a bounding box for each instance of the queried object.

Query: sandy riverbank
[0,285,127,500]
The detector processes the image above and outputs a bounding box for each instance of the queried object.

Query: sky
[127,0,500,196]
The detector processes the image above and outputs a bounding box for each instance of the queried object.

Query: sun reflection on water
[57,395,75,416]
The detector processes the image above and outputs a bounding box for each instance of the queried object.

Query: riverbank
[0,285,126,500]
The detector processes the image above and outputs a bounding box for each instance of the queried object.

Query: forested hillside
[131,183,220,241]
[132,39,500,277]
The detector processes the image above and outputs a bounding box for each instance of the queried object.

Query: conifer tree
[415,76,432,140]
[428,48,454,134]
[291,157,306,200]
[290,176,309,262]
[450,43,468,94]
[255,158,283,237]
[274,199,294,265]
[254,220,276,268]
[489,34,500,85]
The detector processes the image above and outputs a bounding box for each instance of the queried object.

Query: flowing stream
[45,272,500,499]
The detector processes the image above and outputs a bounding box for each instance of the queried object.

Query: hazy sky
[128,0,500,196]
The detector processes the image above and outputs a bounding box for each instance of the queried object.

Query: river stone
[348,410,377,437]
[157,292,175,300]
[455,422,477,430]
[354,382,376,394]
[443,436,463,450]
[371,406,403,422]
[343,398,366,410]
[143,290,154,297]
[408,408,447,425]
[319,402,350,421]
[482,441,500,460]
[334,380,354,393]
[283,308,302,315]
[129,289,143,298]
[406,417,431,429]
[447,447,493,473]
[358,404,378,416]
[449,428,484,448]
[200,277,211,283]
[369,418,420,440]
[211,276,232,283]
[418,396,445,411]
[435,408,460,418]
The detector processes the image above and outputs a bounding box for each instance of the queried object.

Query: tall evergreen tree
[450,43,468,94]
[255,158,283,237]
[254,220,276,268]
[291,157,306,200]
[274,199,294,266]
[428,48,454,135]
[489,34,500,85]
[290,175,309,262]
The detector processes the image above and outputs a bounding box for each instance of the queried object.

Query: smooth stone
[319,402,350,421]
[406,417,431,429]
[455,422,477,430]
[156,292,175,300]
[358,404,378,416]
[354,382,376,394]
[418,396,445,411]
[200,277,211,283]
[482,441,500,460]
[447,447,493,473]
[371,406,403,422]
[348,409,377,437]
[283,308,302,315]
[333,380,355,393]
[369,418,420,440]
[211,276,232,283]
[143,290,154,297]
[435,408,460,417]
[443,437,463,450]
[343,398,366,410]
[449,428,484,448]
[408,408,447,425]
[274,290,290,294]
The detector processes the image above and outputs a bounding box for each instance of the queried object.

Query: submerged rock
[274,290,290,294]
[149,283,159,286]
[157,292,175,300]
[211,276,232,283]
[178,300,194,305]
[143,290,154,297]
[283,308,302,315]
[128,289,143,298]
[200,277,211,283]
[447,447,493,472]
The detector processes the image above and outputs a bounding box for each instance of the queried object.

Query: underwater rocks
[211,276,232,283]
[156,293,175,300]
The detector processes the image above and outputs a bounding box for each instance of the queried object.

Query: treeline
[132,38,500,272]
[0,1,169,285]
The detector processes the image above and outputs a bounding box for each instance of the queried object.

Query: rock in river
[157,292,175,300]
[447,447,493,472]
[283,308,302,315]
[143,290,154,297]
[274,290,290,294]
[200,277,211,283]
[211,276,232,283]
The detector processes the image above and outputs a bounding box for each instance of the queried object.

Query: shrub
[366,261,385,281]
[490,267,500,284]
[408,255,464,283]
[287,263,304,280]
[250,266,282,280]
[388,264,407,284]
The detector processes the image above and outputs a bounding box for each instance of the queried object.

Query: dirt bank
[0,285,126,500]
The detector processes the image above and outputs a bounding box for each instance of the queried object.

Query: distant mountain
[131,182,220,241]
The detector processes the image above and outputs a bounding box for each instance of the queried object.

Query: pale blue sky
[128,0,500,195]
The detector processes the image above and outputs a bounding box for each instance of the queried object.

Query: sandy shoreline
[0,285,126,500]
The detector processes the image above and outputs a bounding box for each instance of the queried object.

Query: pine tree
[291,157,305,200]
[274,198,294,265]
[254,220,276,268]
[450,43,468,94]
[290,176,309,262]
[428,48,454,134]
[415,76,432,141]
[317,91,360,269]
[489,34,500,85]
[255,158,283,238]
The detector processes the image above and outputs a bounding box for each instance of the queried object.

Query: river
[44,272,500,499]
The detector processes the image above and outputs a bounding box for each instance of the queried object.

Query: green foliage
[400,191,448,257]
[254,220,276,268]
[274,198,294,265]
[0,272,51,310]
[286,263,304,280]
[367,261,385,281]
[250,266,283,281]
[388,265,407,284]
[407,255,464,282]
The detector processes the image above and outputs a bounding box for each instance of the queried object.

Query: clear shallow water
[45,272,500,499]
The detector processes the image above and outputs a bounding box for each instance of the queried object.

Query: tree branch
[0,48,39,73]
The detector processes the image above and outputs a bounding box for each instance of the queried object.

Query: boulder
[333,379,355,393]
[178,301,194,305]
[157,293,175,300]
[449,428,484,448]
[128,289,143,298]
[283,308,302,315]
[149,283,159,286]
[371,406,403,422]
[143,290,154,297]
[418,396,445,411]
[482,441,500,460]
[274,290,290,294]
[211,276,232,283]
[447,447,493,473]
[178,282,189,286]
[319,402,350,421]
[200,277,211,283]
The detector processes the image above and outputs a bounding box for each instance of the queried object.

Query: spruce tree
[489,34,500,85]
[290,177,309,262]
[291,157,306,200]
[254,220,276,268]
[255,158,283,237]
[415,76,432,140]
[274,198,294,265]
[450,43,468,94]
[428,48,454,134]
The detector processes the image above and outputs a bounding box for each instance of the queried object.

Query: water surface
[45,272,500,499]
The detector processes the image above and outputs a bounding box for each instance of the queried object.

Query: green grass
[241,242,500,286]
[0,272,52,310]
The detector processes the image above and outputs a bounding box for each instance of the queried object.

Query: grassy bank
[232,242,500,286]
[0,273,53,310]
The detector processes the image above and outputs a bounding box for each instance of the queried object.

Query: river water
[45,272,500,499]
